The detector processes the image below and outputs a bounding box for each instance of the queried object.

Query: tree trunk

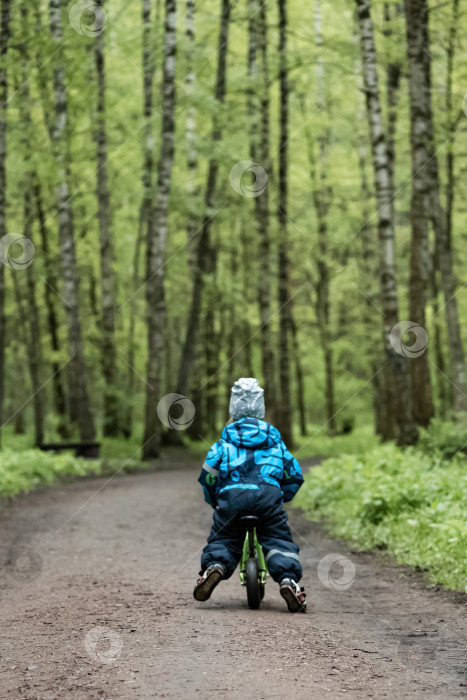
[431,256,449,415]
[299,3,336,437]
[445,0,459,252]
[247,0,259,159]
[290,314,306,436]
[239,224,255,378]
[404,0,434,426]
[12,267,43,444]
[356,94,385,436]
[253,0,276,416]
[33,178,68,434]
[310,0,336,436]
[355,0,417,446]
[0,0,11,448]
[429,0,467,413]
[430,0,460,417]
[242,0,258,383]
[384,2,402,224]
[353,14,385,436]
[224,244,239,419]
[186,348,205,438]
[94,1,119,436]
[423,0,466,413]
[141,0,155,275]
[121,0,156,438]
[176,0,231,397]
[142,0,177,459]
[12,277,31,432]
[185,0,199,274]
[19,34,45,446]
[123,202,145,437]
[204,301,218,433]
[33,4,70,438]
[48,0,95,441]
[276,0,292,446]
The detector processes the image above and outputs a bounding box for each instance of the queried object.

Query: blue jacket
[198,418,304,508]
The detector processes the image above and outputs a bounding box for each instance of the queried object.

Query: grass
[0,427,154,503]
[0,448,103,500]
[294,423,379,459]
[0,425,206,504]
[295,433,467,592]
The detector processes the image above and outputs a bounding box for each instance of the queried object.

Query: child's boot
[193,563,225,601]
[280,578,307,612]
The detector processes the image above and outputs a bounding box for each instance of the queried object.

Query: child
[193,378,306,612]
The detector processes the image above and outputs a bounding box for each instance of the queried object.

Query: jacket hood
[229,377,265,420]
[222,418,281,449]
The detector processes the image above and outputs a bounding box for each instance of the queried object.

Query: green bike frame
[239,528,267,585]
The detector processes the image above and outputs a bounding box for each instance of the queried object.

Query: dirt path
[1,461,467,699]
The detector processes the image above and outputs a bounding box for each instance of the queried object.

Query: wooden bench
[39,442,100,459]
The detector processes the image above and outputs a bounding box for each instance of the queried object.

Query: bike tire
[245,558,261,610]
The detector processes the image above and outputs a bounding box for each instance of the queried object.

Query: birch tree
[19,3,44,446]
[404,0,467,414]
[255,0,276,416]
[48,0,95,441]
[33,177,68,433]
[0,0,11,447]
[355,0,417,446]
[143,0,177,459]
[405,0,434,426]
[94,0,119,436]
[421,0,467,413]
[303,0,335,436]
[383,2,402,220]
[185,0,198,272]
[31,5,68,433]
[431,0,460,415]
[276,0,292,446]
[352,18,385,435]
[124,0,156,436]
[176,0,231,397]
[445,0,460,249]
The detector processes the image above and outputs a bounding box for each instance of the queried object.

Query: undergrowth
[296,428,467,591]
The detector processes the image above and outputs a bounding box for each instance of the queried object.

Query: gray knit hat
[229,378,265,421]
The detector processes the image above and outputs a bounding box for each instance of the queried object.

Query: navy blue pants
[200,486,302,583]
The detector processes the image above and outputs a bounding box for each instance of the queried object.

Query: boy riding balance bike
[193,378,307,613]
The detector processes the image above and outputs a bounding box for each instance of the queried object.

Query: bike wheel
[245,558,261,610]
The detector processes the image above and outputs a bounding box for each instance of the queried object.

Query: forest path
[1,460,466,699]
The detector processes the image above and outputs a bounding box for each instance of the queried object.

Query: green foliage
[0,448,102,500]
[294,424,379,458]
[417,419,467,459]
[296,439,467,591]
[0,427,155,502]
